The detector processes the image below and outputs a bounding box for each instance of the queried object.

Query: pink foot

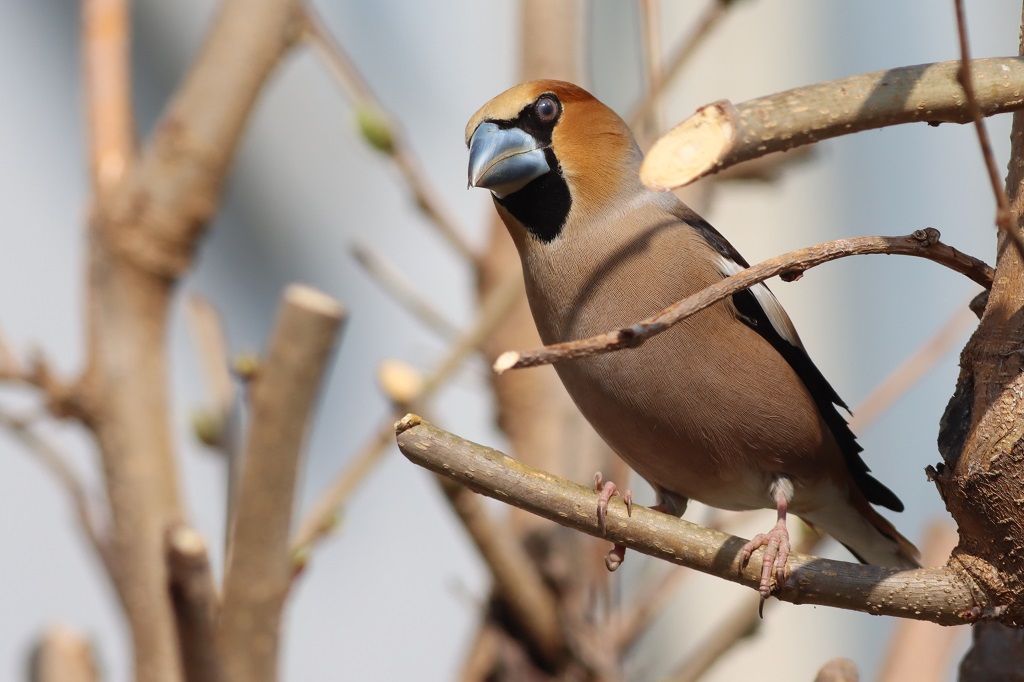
[740,518,791,600]
[594,472,632,572]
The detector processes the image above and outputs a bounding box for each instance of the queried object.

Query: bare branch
[641,57,1024,190]
[82,0,134,194]
[495,230,993,372]
[437,476,564,669]
[28,625,99,682]
[627,0,729,129]
[877,522,963,682]
[291,267,524,551]
[301,6,477,262]
[396,416,984,623]
[166,525,222,682]
[0,411,109,568]
[953,1,1024,259]
[849,302,978,433]
[219,285,346,682]
[352,240,461,340]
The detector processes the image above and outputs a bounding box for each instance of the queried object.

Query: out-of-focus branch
[396,416,984,623]
[28,625,99,682]
[80,2,305,680]
[495,230,993,372]
[82,0,134,195]
[166,525,222,682]
[0,411,109,569]
[351,240,460,340]
[849,303,977,433]
[813,658,859,682]
[437,476,564,669]
[627,0,731,129]
[291,266,523,551]
[641,57,1024,190]
[301,5,477,262]
[218,285,345,682]
[953,1,1024,258]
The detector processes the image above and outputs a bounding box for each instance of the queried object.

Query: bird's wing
[681,211,904,513]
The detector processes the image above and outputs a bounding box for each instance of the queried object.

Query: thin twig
[301,5,477,262]
[953,0,1024,259]
[641,57,1024,190]
[0,411,109,569]
[849,302,978,433]
[495,230,993,372]
[627,0,729,129]
[218,285,346,682]
[396,415,983,623]
[352,240,461,340]
[291,267,524,550]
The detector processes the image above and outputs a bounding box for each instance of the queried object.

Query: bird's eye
[534,95,560,124]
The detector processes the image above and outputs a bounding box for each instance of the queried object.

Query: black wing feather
[687,215,904,513]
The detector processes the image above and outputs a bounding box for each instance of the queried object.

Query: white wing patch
[716,255,804,349]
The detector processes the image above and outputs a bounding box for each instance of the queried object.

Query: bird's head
[466,80,644,244]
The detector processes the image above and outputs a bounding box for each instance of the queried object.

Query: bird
[465,80,920,598]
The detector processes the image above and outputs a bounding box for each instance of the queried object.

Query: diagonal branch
[495,230,992,372]
[301,5,477,262]
[0,411,110,569]
[641,57,1024,190]
[396,415,984,624]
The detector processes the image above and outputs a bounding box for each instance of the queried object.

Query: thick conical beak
[467,122,550,198]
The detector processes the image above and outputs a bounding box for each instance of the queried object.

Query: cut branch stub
[642,57,1024,190]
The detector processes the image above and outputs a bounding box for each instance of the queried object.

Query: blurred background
[0,0,1018,679]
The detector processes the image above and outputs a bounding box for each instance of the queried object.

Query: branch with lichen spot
[396,415,986,623]
[494,230,992,373]
[641,57,1024,190]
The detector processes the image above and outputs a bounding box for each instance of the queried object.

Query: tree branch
[166,524,222,682]
[396,416,986,623]
[82,0,134,195]
[301,5,477,262]
[0,411,110,570]
[641,57,1024,190]
[291,266,523,551]
[495,230,992,373]
[218,285,345,682]
[28,625,99,682]
[953,1,1024,258]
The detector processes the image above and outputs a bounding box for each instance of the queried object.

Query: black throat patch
[495,148,571,243]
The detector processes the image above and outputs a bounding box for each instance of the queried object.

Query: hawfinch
[466,80,919,597]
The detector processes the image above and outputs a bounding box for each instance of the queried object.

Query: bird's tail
[805,492,921,568]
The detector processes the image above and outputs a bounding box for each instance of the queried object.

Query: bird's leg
[594,472,633,572]
[740,477,794,602]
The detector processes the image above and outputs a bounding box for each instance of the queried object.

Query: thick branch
[396,416,984,623]
[219,285,345,682]
[496,230,992,372]
[641,57,1024,190]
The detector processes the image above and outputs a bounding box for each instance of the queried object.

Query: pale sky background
[0,1,1018,680]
